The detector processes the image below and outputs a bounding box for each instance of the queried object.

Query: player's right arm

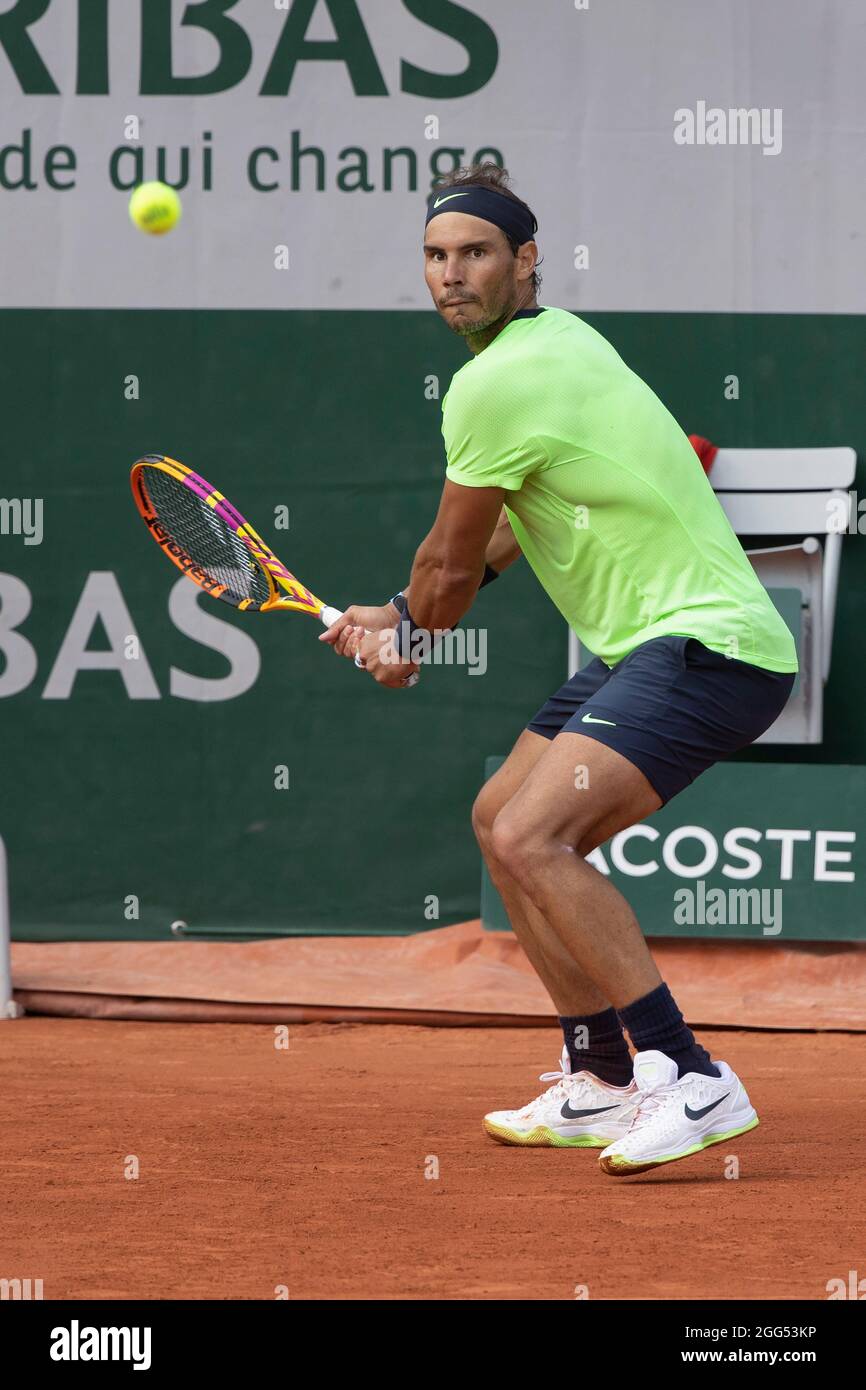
[319,507,521,658]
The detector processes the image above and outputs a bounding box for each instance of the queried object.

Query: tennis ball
[128,181,182,235]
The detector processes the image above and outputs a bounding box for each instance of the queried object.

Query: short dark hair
[430,161,542,296]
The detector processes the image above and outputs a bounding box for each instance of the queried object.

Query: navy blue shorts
[527,635,796,805]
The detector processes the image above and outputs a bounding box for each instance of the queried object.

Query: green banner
[2,308,865,941]
[482,759,865,941]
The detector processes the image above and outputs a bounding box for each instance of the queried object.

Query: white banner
[1,0,864,311]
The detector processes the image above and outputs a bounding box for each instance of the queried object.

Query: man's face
[423,211,531,336]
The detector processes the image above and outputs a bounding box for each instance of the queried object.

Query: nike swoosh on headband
[432,192,472,208]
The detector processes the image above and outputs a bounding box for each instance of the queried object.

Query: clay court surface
[2,1018,863,1301]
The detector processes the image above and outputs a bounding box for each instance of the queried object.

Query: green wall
[1,309,863,939]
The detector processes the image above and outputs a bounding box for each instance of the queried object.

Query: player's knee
[471,785,501,850]
[489,811,546,882]
[576,824,605,857]
[492,808,595,884]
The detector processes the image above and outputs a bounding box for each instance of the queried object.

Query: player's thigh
[471,728,553,841]
[474,657,615,845]
[490,731,661,868]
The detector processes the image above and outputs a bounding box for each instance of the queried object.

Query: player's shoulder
[441,355,491,427]
[444,309,558,403]
[441,357,516,440]
[532,305,618,355]
[444,309,564,408]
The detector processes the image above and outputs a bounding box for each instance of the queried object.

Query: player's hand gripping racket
[130,455,419,686]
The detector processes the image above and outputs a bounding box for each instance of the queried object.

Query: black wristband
[388,591,408,616]
[479,564,500,589]
[394,604,428,662]
[394,603,453,663]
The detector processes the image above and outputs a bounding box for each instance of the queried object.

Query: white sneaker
[598,1049,759,1176]
[483,1045,640,1148]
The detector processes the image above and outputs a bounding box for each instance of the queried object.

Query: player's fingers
[319,613,353,645]
[336,624,362,658]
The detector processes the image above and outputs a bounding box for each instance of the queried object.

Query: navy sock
[617,983,720,1079]
[559,1007,634,1087]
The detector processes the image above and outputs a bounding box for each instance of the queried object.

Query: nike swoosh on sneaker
[582,713,617,726]
[433,192,471,208]
[560,1100,622,1120]
[684,1094,729,1120]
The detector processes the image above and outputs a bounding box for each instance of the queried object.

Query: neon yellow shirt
[442,306,798,672]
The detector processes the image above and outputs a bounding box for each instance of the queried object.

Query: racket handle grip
[317,606,418,688]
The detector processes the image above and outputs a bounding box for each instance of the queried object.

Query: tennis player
[320,163,797,1177]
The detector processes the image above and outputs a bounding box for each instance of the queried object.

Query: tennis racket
[130,454,418,686]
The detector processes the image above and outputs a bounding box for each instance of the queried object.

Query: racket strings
[144,468,271,608]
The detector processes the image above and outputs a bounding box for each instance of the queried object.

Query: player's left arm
[406,480,506,632]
